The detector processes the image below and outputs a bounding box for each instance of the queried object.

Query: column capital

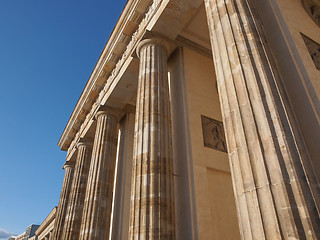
[63,161,74,170]
[76,139,93,149]
[95,106,123,121]
[53,159,75,240]
[136,37,170,58]
[62,137,92,239]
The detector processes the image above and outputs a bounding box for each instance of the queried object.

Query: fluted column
[79,107,120,240]
[129,38,175,239]
[62,140,93,240]
[204,0,320,239]
[111,113,135,240]
[52,161,74,240]
[49,230,53,240]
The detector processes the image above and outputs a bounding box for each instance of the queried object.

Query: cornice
[35,207,57,236]
[59,0,165,155]
[58,0,153,151]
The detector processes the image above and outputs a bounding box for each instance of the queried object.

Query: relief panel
[201,115,227,153]
[301,33,320,70]
[302,0,320,27]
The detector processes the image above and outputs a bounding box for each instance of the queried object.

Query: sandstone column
[52,161,74,240]
[204,0,320,239]
[79,107,120,240]
[129,38,175,239]
[111,113,135,240]
[62,140,92,240]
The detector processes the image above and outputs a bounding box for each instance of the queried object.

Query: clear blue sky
[0,0,127,238]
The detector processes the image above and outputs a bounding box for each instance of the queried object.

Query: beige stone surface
[205,0,320,238]
[168,47,198,240]
[36,207,56,240]
[207,168,239,240]
[62,140,92,240]
[129,38,175,239]
[79,109,120,240]
[51,0,320,239]
[250,0,320,185]
[277,0,320,96]
[274,0,320,182]
[58,0,153,152]
[52,162,74,240]
[111,113,135,240]
[182,47,240,239]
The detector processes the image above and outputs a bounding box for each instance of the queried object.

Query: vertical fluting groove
[212,0,267,238]
[221,1,282,238]
[229,1,303,238]
[129,39,174,240]
[205,6,250,238]
[233,0,319,237]
[148,45,154,239]
[79,110,119,240]
[62,142,92,240]
[204,0,320,239]
[52,163,74,240]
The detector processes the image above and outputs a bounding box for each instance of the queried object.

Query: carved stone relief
[201,115,227,153]
[301,33,320,70]
[302,0,320,27]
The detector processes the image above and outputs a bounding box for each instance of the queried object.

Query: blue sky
[0,0,127,238]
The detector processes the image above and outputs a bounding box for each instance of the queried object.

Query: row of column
[52,0,320,238]
[52,108,123,240]
[52,38,175,240]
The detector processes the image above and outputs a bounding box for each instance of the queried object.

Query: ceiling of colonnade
[179,4,212,51]
[104,3,212,110]
[63,1,213,154]
[97,3,212,117]
[81,3,212,147]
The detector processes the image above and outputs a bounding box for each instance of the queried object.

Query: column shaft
[52,162,74,240]
[129,39,175,239]
[79,109,119,240]
[204,0,320,239]
[62,141,92,240]
[111,113,135,240]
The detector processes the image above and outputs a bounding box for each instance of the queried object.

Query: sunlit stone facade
[44,0,320,239]
[36,207,56,240]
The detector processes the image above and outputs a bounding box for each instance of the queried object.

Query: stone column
[111,113,135,240]
[129,38,175,239]
[79,107,120,240]
[204,0,320,239]
[62,140,93,240]
[52,161,74,240]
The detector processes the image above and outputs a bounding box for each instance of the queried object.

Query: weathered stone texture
[204,0,320,239]
[201,115,227,152]
[301,33,320,70]
[79,109,119,240]
[51,162,74,240]
[62,140,92,240]
[129,38,175,240]
[302,0,320,28]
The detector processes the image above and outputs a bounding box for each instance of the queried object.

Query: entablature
[60,0,209,160]
[35,207,57,236]
[58,0,153,151]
